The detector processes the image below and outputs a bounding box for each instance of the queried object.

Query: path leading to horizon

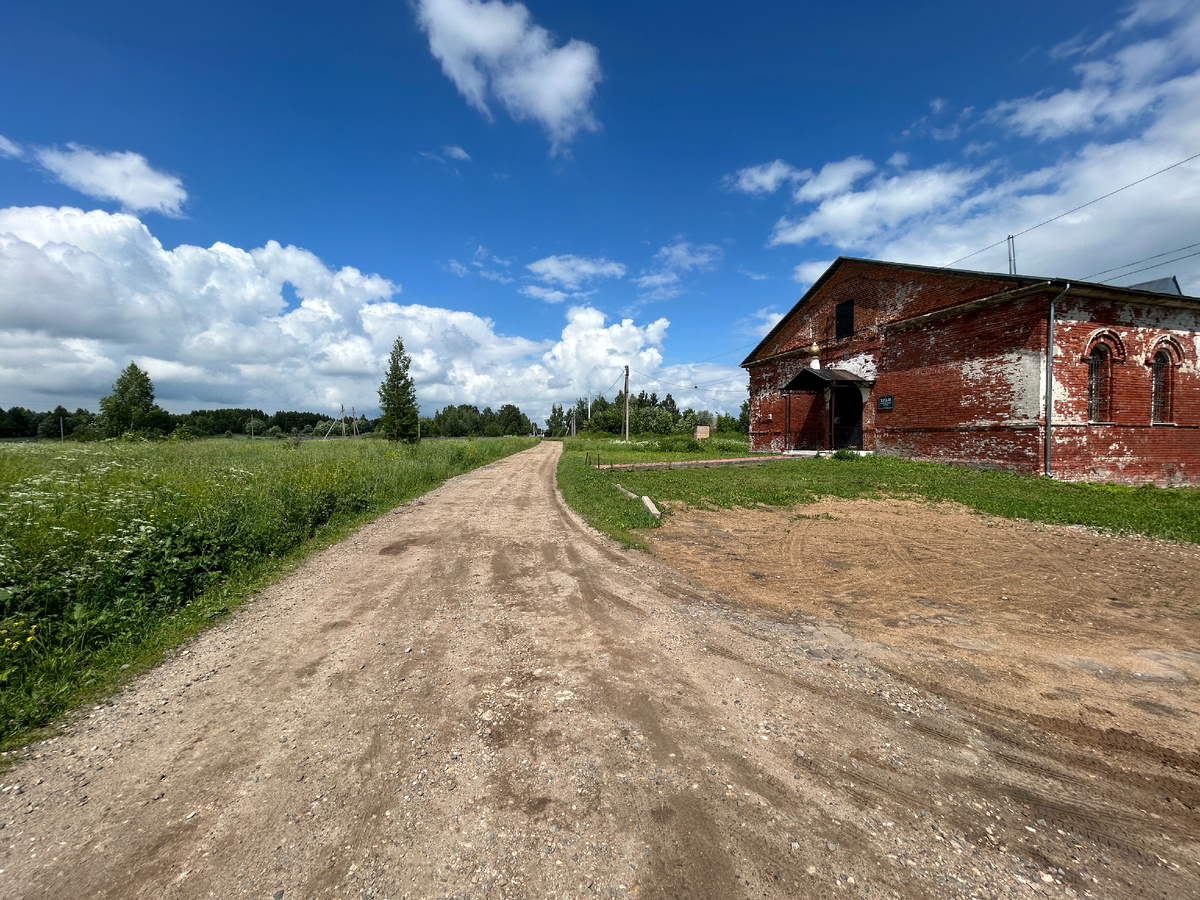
[2,441,1195,900]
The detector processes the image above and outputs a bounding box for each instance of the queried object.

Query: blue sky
[2,0,1199,422]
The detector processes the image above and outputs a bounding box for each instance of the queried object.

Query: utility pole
[587,391,591,421]
[59,417,64,442]
[1007,235,1016,275]
[623,365,631,440]
[569,406,576,437]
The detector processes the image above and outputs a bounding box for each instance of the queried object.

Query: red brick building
[742,258,1200,485]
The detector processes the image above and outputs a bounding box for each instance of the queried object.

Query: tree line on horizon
[1,357,540,442]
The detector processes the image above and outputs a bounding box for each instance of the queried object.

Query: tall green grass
[557,438,1200,548]
[0,437,534,744]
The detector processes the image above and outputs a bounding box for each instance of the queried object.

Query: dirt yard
[1,443,1198,899]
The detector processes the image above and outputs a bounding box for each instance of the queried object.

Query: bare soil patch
[2,447,1197,900]
[648,498,1200,758]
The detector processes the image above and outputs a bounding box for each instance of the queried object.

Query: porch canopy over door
[781,368,874,450]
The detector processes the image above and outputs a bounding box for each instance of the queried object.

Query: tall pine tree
[377,336,419,442]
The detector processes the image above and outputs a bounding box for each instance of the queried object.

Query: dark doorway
[831,384,863,449]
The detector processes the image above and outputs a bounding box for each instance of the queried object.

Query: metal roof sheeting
[782,368,874,391]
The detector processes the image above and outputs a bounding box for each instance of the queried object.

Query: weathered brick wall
[752,260,1024,361]
[748,261,1026,452]
[1048,297,1200,485]
[873,297,1049,471]
[746,262,1200,484]
[748,356,824,451]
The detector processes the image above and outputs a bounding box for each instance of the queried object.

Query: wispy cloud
[415,0,602,155]
[988,0,1200,140]
[722,159,808,195]
[526,253,625,290]
[34,144,187,217]
[634,241,723,301]
[735,306,785,338]
[727,1,1200,292]
[0,134,22,160]
[768,161,986,249]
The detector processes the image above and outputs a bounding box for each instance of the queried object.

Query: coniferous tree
[377,336,419,442]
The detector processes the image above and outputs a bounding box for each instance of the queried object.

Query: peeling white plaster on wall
[959,351,1043,420]
[840,353,877,380]
[1060,301,1200,366]
[1051,369,1074,424]
[1061,300,1200,331]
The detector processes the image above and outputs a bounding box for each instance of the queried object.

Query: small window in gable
[835,300,854,340]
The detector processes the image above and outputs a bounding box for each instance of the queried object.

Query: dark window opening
[1088,343,1113,423]
[835,300,854,339]
[1151,349,1172,423]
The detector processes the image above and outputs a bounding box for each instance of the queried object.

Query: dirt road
[2,442,1197,899]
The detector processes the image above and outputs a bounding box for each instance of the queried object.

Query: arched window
[1151,348,1173,423]
[1088,343,1113,423]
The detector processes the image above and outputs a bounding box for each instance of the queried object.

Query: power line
[943,150,1200,268]
[684,339,760,366]
[1082,241,1200,280]
[629,368,748,395]
[599,370,625,394]
[1099,248,1200,283]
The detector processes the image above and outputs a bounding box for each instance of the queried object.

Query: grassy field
[556,436,1200,549]
[0,436,535,745]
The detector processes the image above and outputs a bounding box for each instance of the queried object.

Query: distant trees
[556,389,747,437]
[0,348,559,443]
[422,403,536,437]
[377,336,420,442]
[0,406,96,439]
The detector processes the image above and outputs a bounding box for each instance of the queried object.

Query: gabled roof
[782,368,873,391]
[1129,275,1182,295]
[742,256,1200,369]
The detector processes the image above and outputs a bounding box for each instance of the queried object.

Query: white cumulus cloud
[415,0,602,154]
[34,144,187,216]
[0,206,689,423]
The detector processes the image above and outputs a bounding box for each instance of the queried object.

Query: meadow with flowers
[0,436,535,744]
